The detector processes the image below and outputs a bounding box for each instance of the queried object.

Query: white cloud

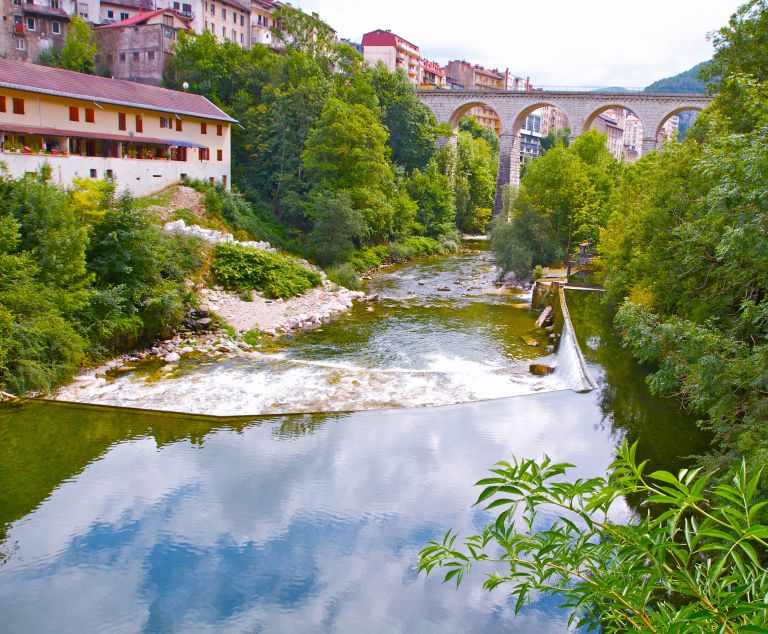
[298,0,743,86]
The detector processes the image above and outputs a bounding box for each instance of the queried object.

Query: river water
[0,244,708,632]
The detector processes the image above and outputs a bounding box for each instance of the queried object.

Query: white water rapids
[55,250,595,416]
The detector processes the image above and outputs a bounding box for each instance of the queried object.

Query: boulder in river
[529,363,555,376]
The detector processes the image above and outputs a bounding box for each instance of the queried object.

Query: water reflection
[2,393,615,633]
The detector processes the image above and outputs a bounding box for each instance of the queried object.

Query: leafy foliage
[490,129,619,278]
[210,243,321,299]
[38,16,97,74]
[418,442,768,633]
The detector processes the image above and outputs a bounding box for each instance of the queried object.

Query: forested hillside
[644,61,709,93]
[491,0,768,481]
[164,5,496,273]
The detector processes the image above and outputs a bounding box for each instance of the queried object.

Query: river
[0,243,708,632]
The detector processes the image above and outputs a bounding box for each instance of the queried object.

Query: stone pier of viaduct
[417,90,714,213]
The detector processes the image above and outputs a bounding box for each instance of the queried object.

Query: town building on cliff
[0,57,234,196]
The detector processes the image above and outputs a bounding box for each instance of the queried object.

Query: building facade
[93,9,192,85]
[519,111,542,162]
[419,58,445,89]
[0,0,71,62]
[444,60,531,135]
[361,29,421,85]
[0,57,234,195]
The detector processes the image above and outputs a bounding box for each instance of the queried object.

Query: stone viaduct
[417,90,714,213]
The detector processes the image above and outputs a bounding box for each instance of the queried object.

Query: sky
[291,0,743,87]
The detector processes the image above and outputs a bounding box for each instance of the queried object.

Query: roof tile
[0,58,236,122]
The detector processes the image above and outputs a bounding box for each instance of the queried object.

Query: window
[52,21,60,34]
[217,149,222,161]
[26,17,35,30]
[160,116,169,128]
[135,115,143,133]
[90,168,97,178]
[13,0,20,4]
[118,112,126,130]
[120,12,128,20]
[232,28,236,40]
[106,169,113,179]
[12,98,24,115]
[0,97,5,113]
[210,2,214,15]
[13,37,24,50]
[199,147,209,160]
[183,3,191,13]
[221,7,226,19]
[221,25,225,38]
[107,9,113,17]
[85,141,96,157]
[51,0,59,8]
[133,52,139,62]
[240,32,243,44]
[200,122,207,134]
[164,14,173,26]
[85,108,95,123]
[216,124,223,136]
[175,118,182,132]
[232,11,236,23]
[240,14,243,26]
[148,51,155,60]
[79,2,87,17]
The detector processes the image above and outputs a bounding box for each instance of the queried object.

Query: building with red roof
[0,57,235,196]
[362,29,421,86]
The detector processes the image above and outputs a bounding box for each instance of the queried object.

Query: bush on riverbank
[0,172,205,395]
[325,264,361,290]
[210,243,321,299]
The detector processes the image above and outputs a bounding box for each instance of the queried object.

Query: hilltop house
[0,57,235,195]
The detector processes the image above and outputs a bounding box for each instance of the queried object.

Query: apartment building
[0,57,234,195]
[539,105,570,136]
[0,0,71,62]
[419,58,445,89]
[200,0,250,48]
[362,29,421,85]
[520,111,542,161]
[592,110,625,160]
[93,9,192,85]
[445,60,532,135]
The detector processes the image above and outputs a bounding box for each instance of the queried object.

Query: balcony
[14,23,24,33]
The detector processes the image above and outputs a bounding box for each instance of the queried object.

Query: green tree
[303,97,396,241]
[369,63,438,171]
[307,191,366,266]
[38,16,97,74]
[406,162,456,238]
[418,442,768,633]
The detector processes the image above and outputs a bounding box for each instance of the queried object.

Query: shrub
[533,265,545,280]
[388,242,415,262]
[326,263,361,290]
[418,441,768,633]
[211,243,321,299]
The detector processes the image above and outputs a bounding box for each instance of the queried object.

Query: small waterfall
[554,287,598,392]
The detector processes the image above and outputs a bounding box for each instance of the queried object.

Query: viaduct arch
[417,90,714,213]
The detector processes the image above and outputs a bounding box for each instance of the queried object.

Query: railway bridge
[417,90,714,213]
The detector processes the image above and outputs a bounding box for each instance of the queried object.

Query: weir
[554,286,599,392]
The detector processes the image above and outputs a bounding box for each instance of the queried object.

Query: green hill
[644,62,709,93]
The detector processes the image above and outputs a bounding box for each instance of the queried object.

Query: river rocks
[437,286,451,292]
[529,363,555,376]
[164,352,181,363]
[523,338,540,347]
[164,219,276,252]
[365,294,380,302]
